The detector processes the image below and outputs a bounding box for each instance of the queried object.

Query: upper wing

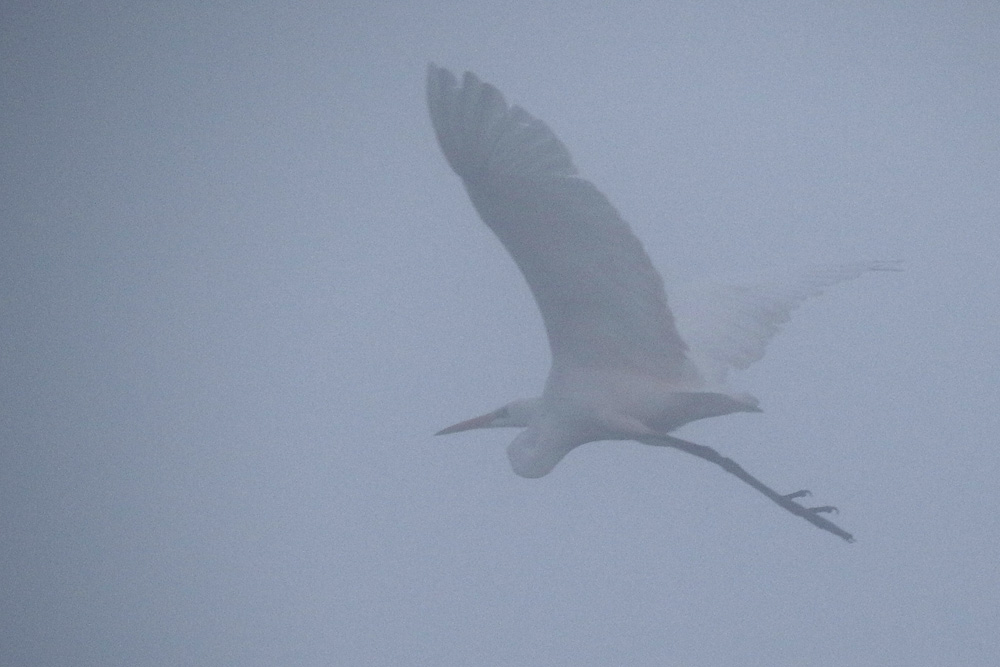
[669,261,900,384]
[427,65,697,383]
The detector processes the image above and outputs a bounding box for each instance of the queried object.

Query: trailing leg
[641,435,855,542]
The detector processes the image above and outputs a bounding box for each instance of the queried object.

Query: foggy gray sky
[2,2,998,665]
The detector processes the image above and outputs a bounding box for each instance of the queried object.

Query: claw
[783,490,812,500]
[809,505,838,515]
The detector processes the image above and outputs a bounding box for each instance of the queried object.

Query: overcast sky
[3,2,999,665]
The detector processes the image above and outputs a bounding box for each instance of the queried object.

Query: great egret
[427,64,895,542]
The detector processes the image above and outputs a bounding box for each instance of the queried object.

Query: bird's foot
[808,505,839,515]
[783,490,812,500]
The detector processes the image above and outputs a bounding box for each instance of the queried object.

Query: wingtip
[426,62,451,89]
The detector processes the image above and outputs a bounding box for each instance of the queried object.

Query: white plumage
[428,65,895,541]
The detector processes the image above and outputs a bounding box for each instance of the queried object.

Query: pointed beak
[435,411,496,435]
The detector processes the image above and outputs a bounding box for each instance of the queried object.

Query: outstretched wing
[427,65,698,383]
[670,261,900,384]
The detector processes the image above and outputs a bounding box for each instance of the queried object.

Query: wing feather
[427,65,696,382]
[670,261,901,384]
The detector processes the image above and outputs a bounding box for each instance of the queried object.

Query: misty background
[2,2,998,665]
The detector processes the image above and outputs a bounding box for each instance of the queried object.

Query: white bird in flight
[427,64,895,542]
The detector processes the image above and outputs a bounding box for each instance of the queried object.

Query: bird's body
[427,64,894,541]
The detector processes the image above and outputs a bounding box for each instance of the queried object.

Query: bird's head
[435,398,540,435]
